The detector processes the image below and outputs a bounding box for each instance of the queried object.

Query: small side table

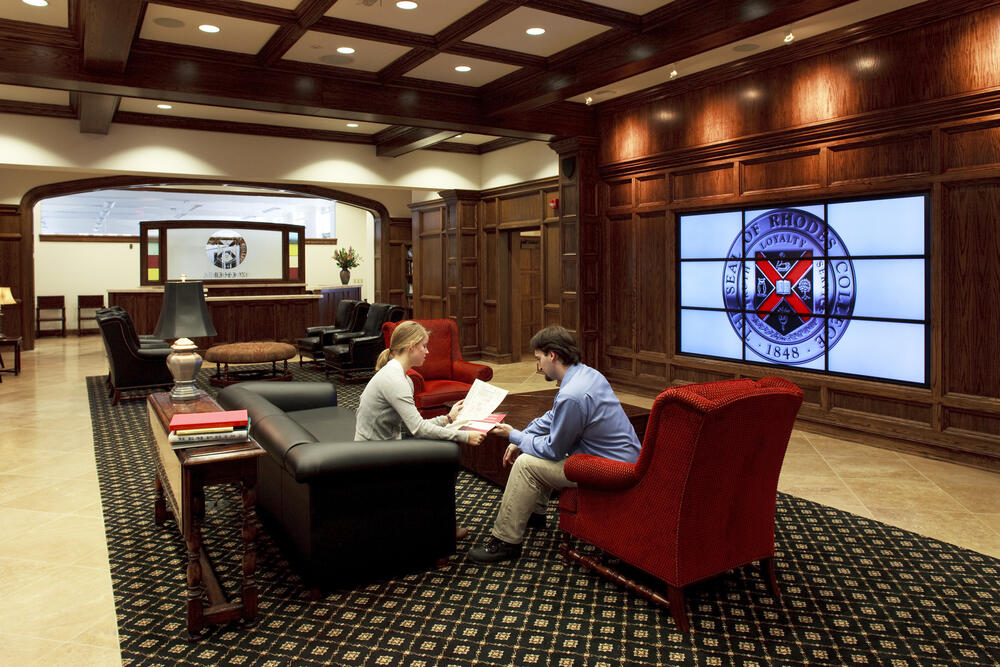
[146,392,265,640]
[0,336,22,381]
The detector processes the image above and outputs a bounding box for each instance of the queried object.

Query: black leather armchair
[295,299,367,367]
[97,312,173,404]
[97,307,169,348]
[322,303,404,381]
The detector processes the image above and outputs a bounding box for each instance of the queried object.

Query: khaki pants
[490,453,577,545]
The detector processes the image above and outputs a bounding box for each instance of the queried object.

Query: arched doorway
[14,175,399,348]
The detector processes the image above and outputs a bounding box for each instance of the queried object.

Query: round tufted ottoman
[203,341,297,386]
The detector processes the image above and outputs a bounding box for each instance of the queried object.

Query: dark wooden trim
[599,89,1000,176]
[39,234,140,243]
[311,17,436,50]
[478,137,529,154]
[80,0,145,73]
[150,0,294,24]
[77,92,120,134]
[481,0,859,116]
[113,112,376,145]
[376,127,459,157]
[444,42,546,70]
[423,142,480,155]
[256,0,339,67]
[0,31,590,140]
[602,0,1000,115]
[524,0,641,31]
[0,101,74,119]
[305,238,337,245]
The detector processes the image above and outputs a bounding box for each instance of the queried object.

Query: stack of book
[168,409,249,449]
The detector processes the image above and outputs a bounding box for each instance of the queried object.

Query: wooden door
[512,230,543,360]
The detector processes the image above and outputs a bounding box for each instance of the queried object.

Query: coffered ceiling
[0,0,928,158]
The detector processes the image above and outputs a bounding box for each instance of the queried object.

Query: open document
[446,379,508,430]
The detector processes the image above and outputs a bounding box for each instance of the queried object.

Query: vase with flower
[333,246,361,285]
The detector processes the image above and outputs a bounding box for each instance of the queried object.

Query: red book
[169,409,248,432]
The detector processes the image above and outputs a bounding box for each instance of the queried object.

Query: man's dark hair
[530,325,581,366]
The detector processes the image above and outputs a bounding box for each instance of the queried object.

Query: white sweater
[354,359,470,443]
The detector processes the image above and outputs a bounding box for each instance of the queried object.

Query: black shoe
[467,536,522,564]
[526,512,547,530]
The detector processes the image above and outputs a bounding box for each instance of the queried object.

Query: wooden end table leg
[154,473,168,526]
[184,471,206,640]
[240,475,259,625]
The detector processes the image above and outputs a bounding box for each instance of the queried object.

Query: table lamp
[153,279,217,401]
[0,287,15,338]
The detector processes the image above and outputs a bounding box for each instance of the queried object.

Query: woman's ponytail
[375,347,393,371]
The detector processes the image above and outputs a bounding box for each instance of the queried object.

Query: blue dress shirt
[509,363,641,463]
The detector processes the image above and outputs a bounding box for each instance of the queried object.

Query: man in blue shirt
[468,326,641,564]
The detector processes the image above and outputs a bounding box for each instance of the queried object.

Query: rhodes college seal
[722,208,856,364]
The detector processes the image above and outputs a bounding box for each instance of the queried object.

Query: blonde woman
[355,321,485,446]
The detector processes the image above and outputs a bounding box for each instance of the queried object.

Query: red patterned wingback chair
[382,319,494,417]
[557,376,804,632]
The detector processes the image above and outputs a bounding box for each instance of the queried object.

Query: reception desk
[109,287,333,347]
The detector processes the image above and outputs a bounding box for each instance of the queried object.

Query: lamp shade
[153,280,217,339]
[0,287,15,306]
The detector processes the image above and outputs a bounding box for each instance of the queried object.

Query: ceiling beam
[0,30,594,140]
[482,0,859,117]
[72,91,120,134]
[378,0,528,83]
[375,126,459,157]
[80,0,146,72]
[257,0,340,67]
[523,0,641,31]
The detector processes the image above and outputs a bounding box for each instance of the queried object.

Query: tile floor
[1,336,998,665]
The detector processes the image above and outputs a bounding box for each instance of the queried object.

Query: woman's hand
[448,400,465,424]
[466,431,485,445]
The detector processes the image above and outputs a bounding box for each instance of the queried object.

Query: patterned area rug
[88,369,1000,666]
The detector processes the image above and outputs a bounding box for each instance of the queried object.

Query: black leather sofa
[217,381,461,588]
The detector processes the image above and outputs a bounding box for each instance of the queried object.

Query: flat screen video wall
[678,193,928,384]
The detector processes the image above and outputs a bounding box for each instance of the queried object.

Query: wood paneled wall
[0,204,26,342]
[593,3,1000,470]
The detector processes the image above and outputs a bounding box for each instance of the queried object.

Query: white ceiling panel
[585,0,674,14]
[141,4,280,55]
[0,0,68,27]
[465,8,608,58]
[118,98,389,134]
[407,54,519,87]
[0,84,69,106]
[283,30,411,72]
[324,0,488,36]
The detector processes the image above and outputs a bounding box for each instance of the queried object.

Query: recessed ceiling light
[454,134,463,139]
[526,27,545,36]
[346,123,359,128]
[337,47,356,54]
[199,24,221,33]
[22,0,49,6]
[585,96,593,106]
[454,65,471,72]
[669,70,678,79]
[784,31,794,43]
[396,1,418,9]
[156,104,173,110]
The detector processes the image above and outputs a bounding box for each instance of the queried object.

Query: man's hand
[466,431,485,445]
[502,443,521,468]
[491,423,513,438]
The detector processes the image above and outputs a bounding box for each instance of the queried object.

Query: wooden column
[549,137,601,362]
[439,190,483,356]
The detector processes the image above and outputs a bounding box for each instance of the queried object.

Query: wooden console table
[146,392,265,640]
[460,389,650,487]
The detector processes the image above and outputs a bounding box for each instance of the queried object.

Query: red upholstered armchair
[558,376,804,632]
[382,319,494,417]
